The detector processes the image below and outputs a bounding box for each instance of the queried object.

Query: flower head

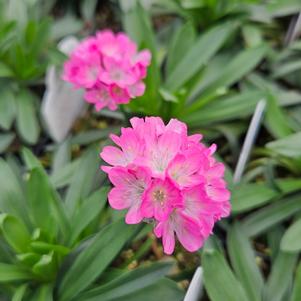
[62,30,151,111]
[100,117,231,254]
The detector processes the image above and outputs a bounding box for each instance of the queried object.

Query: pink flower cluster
[100,117,231,254]
[62,30,151,111]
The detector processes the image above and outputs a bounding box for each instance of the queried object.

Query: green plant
[0,148,183,300]
[0,0,84,149]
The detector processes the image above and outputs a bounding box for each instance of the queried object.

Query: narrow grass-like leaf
[0,159,29,223]
[0,61,14,77]
[265,93,292,139]
[0,263,32,282]
[16,89,39,145]
[31,284,53,301]
[0,133,15,153]
[267,225,285,262]
[263,251,297,301]
[22,148,43,169]
[184,91,262,126]
[166,22,196,77]
[266,132,301,158]
[27,168,57,236]
[77,261,174,301]
[231,183,278,213]
[68,187,109,246]
[242,194,301,237]
[273,60,301,78]
[80,278,183,301]
[0,87,16,130]
[57,220,139,301]
[165,22,237,91]
[122,2,160,111]
[26,165,70,240]
[227,223,264,301]
[0,214,31,253]
[190,45,266,103]
[281,218,301,252]
[64,147,99,218]
[202,249,249,301]
[291,262,301,301]
[12,284,28,301]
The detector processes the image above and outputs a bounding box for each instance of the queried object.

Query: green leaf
[57,220,139,301]
[16,252,41,267]
[242,25,263,48]
[50,159,80,189]
[190,45,266,103]
[77,261,174,300]
[273,59,301,78]
[26,168,57,235]
[267,225,285,262]
[68,187,109,246]
[291,262,301,301]
[22,147,43,170]
[51,16,83,40]
[165,22,237,91]
[25,165,70,240]
[80,0,97,21]
[227,223,264,301]
[0,61,14,77]
[122,2,160,110]
[0,214,31,253]
[166,22,196,77]
[231,183,278,213]
[0,159,29,223]
[71,127,119,145]
[242,194,301,237]
[264,251,298,301]
[64,147,99,218]
[0,133,15,153]
[265,93,292,139]
[0,87,16,130]
[184,91,262,126]
[281,218,301,252]
[12,284,28,301]
[32,252,56,280]
[16,89,39,144]
[52,138,71,173]
[30,284,53,301]
[202,249,249,301]
[266,132,301,158]
[79,278,184,301]
[30,241,70,256]
[0,263,32,282]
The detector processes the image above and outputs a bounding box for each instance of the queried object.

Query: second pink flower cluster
[100,117,231,254]
[63,30,151,111]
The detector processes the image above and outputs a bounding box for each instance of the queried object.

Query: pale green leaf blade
[227,223,264,301]
[165,22,237,91]
[281,218,301,252]
[202,249,249,301]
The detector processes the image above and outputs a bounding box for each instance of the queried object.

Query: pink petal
[108,187,132,209]
[174,210,204,252]
[100,146,127,166]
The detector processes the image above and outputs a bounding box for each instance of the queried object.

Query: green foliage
[0,150,181,300]
[0,0,301,300]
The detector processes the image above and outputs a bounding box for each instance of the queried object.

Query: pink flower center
[97,88,110,101]
[88,67,99,81]
[112,86,123,96]
[153,189,166,206]
[111,69,125,81]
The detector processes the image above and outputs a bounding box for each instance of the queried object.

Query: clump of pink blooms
[62,30,151,111]
[100,117,231,255]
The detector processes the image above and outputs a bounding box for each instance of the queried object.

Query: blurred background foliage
[0,0,301,300]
